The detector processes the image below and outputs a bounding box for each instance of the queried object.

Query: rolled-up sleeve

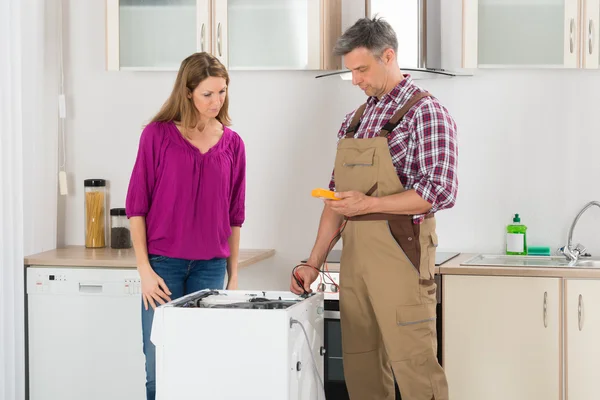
[229,136,246,227]
[126,123,161,218]
[411,101,458,213]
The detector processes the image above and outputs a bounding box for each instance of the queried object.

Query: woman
[125,52,246,400]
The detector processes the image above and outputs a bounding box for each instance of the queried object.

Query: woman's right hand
[139,265,172,310]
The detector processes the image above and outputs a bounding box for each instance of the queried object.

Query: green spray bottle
[506,214,527,255]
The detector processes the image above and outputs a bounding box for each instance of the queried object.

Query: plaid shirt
[329,75,458,223]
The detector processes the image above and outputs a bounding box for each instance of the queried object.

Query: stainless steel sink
[571,259,600,268]
[462,254,600,269]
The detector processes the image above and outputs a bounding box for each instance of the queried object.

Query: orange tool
[311,188,340,201]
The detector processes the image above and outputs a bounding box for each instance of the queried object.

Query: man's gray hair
[333,16,398,57]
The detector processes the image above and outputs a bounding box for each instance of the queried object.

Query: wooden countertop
[24,246,275,269]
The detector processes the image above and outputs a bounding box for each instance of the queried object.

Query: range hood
[317,0,467,80]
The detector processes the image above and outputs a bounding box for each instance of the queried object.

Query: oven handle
[324,310,340,320]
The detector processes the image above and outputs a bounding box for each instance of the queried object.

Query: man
[290,17,458,400]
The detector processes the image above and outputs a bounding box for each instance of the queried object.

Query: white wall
[58,1,600,290]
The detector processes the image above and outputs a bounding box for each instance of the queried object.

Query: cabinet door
[583,0,600,68]
[463,0,580,68]
[220,0,340,70]
[212,0,228,68]
[106,0,210,71]
[566,279,600,400]
[443,275,561,400]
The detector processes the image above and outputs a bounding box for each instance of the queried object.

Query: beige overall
[335,92,449,400]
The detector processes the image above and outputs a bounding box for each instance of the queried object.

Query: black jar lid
[84,179,106,187]
[110,208,127,216]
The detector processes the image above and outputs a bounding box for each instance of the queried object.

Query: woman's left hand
[226,275,238,290]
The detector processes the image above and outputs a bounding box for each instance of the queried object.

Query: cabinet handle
[543,291,548,328]
[217,22,222,57]
[570,18,575,54]
[578,294,583,331]
[201,23,205,52]
[589,20,594,56]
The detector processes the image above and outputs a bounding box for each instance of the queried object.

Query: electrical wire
[58,0,66,171]
[289,219,349,398]
[290,318,326,400]
[291,219,347,295]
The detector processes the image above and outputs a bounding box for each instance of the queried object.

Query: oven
[307,250,453,400]
[308,269,352,399]
[323,303,348,399]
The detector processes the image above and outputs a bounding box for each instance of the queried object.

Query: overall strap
[344,103,368,139]
[378,92,431,138]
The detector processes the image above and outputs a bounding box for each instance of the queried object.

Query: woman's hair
[150,52,231,129]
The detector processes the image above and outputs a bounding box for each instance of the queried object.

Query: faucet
[561,201,600,265]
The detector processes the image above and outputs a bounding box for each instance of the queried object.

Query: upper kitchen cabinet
[220,0,341,70]
[106,0,209,71]
[106,0,342,71]
[463,0,600,69]
[584,0,600,68]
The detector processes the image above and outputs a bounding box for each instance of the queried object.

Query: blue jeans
[141,255,227,400]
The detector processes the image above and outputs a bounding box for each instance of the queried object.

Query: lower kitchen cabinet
[565,278,600,400]
[443,275,561,400]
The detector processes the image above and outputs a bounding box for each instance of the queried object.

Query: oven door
[323,304,350,399]
[322,303,403,400]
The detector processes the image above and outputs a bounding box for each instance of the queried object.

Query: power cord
[290,318,326,400]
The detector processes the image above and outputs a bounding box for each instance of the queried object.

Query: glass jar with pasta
[84,179,108,248]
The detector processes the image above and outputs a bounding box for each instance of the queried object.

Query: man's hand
[326,191,376,217]
[290,265,319,295]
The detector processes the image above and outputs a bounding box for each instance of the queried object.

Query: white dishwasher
[152,289,325,400]
[27,267,146,400]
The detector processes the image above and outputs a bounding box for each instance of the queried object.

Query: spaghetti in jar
[84,179,107,248]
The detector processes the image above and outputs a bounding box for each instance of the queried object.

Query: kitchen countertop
[310,251,600,279]
[439,253,600,279]
[309,250,461,274]
[24,246,275,269]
